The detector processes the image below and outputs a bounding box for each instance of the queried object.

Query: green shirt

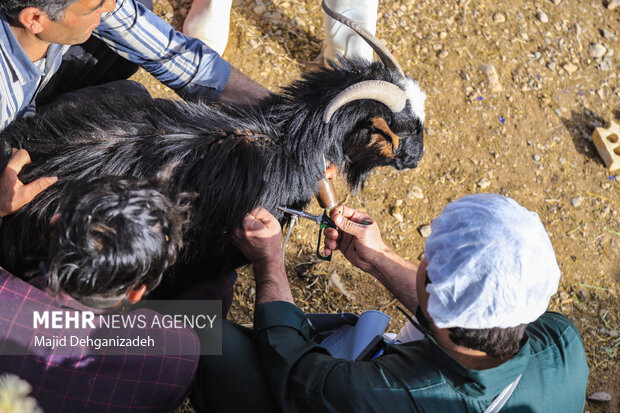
[254,301,588,413]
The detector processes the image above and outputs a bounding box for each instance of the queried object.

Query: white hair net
[424,194,561,329]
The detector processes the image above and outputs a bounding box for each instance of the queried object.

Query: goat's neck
[263,98,343,172]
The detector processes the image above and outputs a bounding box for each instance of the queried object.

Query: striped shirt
[0,0,231,131]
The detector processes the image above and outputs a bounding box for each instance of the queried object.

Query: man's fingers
[331,205,356,220]
[241,207,281,236]
[6,149,32,174]
[349,210,373,225]
[330,205,373,225]
[15,176,58,207]
[323,227,339,241]
[22,176,58,194]
[324,238,338,251]
[332,211,366,237]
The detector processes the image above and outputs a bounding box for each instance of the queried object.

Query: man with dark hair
[0,170,208,412]
[45,176,191,304]
[197,194,588,412]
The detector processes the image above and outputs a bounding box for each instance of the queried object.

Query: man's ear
[17,7,49,34]
[127,284,147,303]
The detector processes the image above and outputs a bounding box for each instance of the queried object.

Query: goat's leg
[322,0,378,62]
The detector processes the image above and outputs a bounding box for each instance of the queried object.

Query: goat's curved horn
[321,0,405,78]
[323,80,407,123]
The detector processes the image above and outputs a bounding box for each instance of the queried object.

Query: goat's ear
[368,117,400,157]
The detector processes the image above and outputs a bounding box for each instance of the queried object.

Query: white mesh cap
[424,194,561,329]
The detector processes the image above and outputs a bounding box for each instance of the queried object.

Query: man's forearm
[218,67,270,105]
[370,250,419,312]
[253,258,295,305]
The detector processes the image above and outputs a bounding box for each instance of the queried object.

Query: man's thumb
[333,212,365,237]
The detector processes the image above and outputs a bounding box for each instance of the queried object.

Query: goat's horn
[323,80,407,123]
[321,0,405,78]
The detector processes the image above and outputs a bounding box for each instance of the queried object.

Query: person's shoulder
[380,339,447,388]
[526,311,584,354]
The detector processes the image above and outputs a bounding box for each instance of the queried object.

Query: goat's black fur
[0,58,425,284]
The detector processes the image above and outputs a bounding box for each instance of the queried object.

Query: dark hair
[0,0,77,20]
[448,325,527,359]
[46,176,191,300]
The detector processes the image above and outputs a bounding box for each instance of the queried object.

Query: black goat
[0,2,426,284]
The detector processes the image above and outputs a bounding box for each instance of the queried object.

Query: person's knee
[192,321,277,412]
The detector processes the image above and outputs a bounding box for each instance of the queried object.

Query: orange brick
[592,120,620,172]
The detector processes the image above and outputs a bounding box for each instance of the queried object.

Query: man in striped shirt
[0,0,269,132]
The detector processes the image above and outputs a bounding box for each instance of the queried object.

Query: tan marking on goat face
[368,134,396,158]
[370,117,400,151]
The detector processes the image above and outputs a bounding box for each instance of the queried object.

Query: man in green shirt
[193,194,588,412]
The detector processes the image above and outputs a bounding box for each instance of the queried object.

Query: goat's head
[320,0,426,188]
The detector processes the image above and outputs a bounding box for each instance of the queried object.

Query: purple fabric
[0,268,199,412]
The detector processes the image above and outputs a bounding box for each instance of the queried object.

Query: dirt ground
[139,0,619,411]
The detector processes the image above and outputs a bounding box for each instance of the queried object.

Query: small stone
[609,330,619,338]
[477,177,491,189]
[439,31,448,39]
[533,154,541,161]
[551,0,561,4]
[537,11,549,23]
[571,196,583,207]
[560,291,570,300]
[546,61,556,71]
[479,64,503,92]
[574,23,582,35]
[392,212,404,222]
[562,62,578,74]
[418,224,432,238]
[600,29,618,41]
[394,199,404,207]
[587,392,612,402]
[599,58,612,71]
[438,50,449,59]
[493,12,506,23]
[269,12,283,22]
[588,43,607,58]
[607,0,618,10]
[253,4,266,14]
[407,186,425,199]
